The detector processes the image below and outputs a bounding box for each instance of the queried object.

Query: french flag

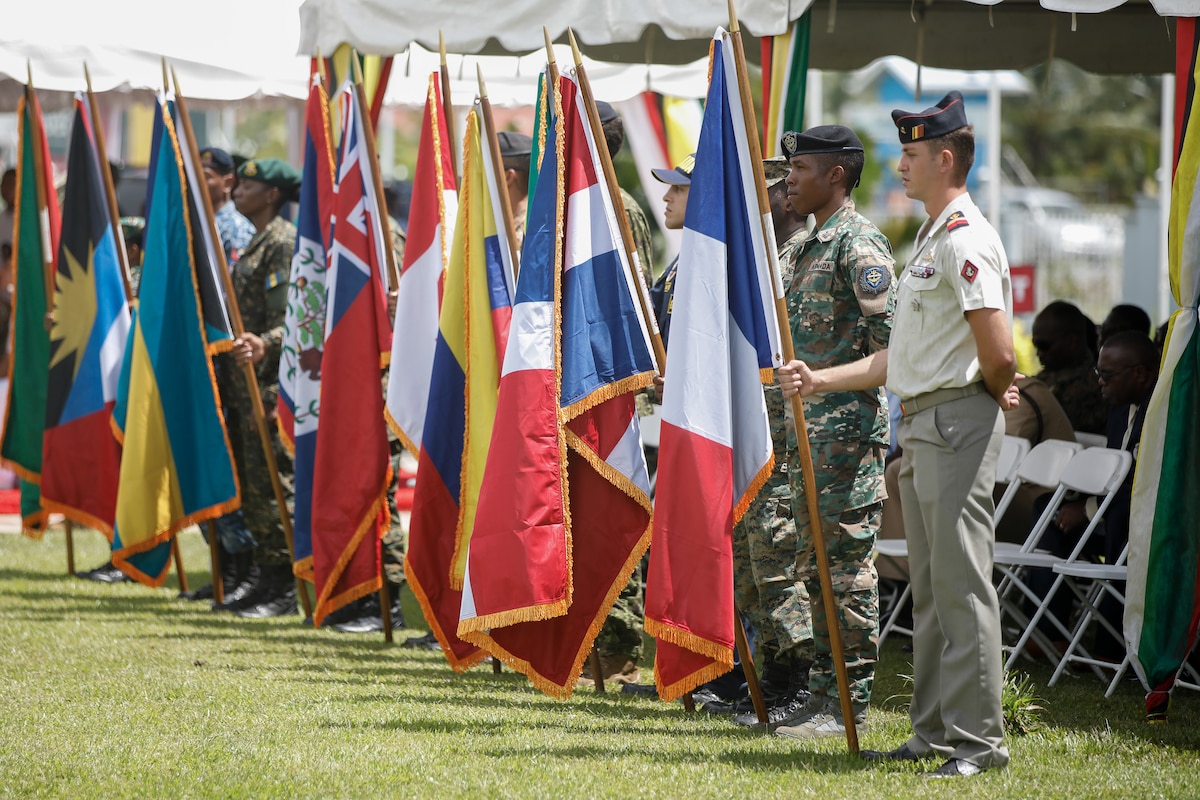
[385,73,458,457]
[459,71,657,698]
[278,72,334,582]
[310,83,393,626]
[644,30,782,702]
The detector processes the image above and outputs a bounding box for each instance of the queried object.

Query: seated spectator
[1031,300,1107,435]
[1099,303,1152,348]
[1024,330,1159,660]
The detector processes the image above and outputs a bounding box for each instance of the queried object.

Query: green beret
[237,158,301,192]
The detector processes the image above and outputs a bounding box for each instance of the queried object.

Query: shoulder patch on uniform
[960,260,979,283]
[947,211,970,231]
[858,264,891,295]
[266,268,290,291]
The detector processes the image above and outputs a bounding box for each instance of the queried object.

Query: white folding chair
[994,447,1133,671]
[1074,430,1109,449]
[877,434,1031,645]
[1048,544,1139,695]
[993,439,1083,563]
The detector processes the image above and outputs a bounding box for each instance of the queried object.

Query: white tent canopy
[299,0,1196,74]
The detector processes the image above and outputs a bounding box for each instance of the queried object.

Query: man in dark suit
[1029,330,1159,657]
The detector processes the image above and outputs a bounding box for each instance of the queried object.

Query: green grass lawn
[1,528,1198,799]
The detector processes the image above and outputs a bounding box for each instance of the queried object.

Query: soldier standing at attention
[761,126,896,741]
[214,157,301,619]
[779,93,1018,777]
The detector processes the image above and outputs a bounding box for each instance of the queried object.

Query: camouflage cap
[237,157,301,192]
[763,156,789,188]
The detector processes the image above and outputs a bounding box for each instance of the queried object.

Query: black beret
[891,91,968,144]
[237,158,301,192]
[497,131,532,160]
[781,125,864,159]
[199,147,235,175]
[595,100,619,124]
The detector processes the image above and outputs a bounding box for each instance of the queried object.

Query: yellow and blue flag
[111,94,239,586]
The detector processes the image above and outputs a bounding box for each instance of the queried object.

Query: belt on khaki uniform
[900,382,986,417]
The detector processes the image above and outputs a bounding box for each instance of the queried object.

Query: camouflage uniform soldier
[727,160,816,723]
[214,157,301,619]
[769,127,897,740]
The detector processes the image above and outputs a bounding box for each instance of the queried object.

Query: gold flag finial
[476,63,487,100]
[543,26,556,66]
[439,30,448,67]
[727,0,740,33]
[568,28,583,66]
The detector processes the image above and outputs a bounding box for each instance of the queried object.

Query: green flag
[1,85,60,534]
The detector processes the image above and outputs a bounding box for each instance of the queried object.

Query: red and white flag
[385,73,458,457]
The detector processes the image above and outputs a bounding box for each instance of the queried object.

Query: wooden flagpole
[566,29,666,373]
[476,65,521,276]
[538,30,604,695]
[439,31,459,180]
[349,54,401,294]
[23,66,73,566]
[170,66,312,620]
[726,0,858,753]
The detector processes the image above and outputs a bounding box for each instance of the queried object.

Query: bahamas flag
[40,95,131,535]
[760,12,810,156]
[458,71,657,699]
[1126,16,1200,721]
[1,83,61,534]
[279,72,335,583]
[149,93,234,355]
[309,82,393,626]
[404,102,515,671]
[645,29,781,701]
[111,98,239,586]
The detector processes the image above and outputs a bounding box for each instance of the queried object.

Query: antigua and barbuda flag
[458,69,657,699]
[644,29,782,702]
[39,94,131,535]
[278,72,335,583]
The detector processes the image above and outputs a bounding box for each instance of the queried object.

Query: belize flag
[404,103,514,671]
[644,30,782,702]
[279,72,335,583]
[458,71,657,699]
[385,73,458,457]
[112,96,239,586]
[40,95,131,535]
[309,81,393,626]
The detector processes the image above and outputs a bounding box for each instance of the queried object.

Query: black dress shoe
[236,591,298,619]
[179,583,214,601]
[924,758,984,778]
[861,744,925,762]
[401,631,442,650]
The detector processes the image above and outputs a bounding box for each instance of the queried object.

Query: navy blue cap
[891,91,968,143]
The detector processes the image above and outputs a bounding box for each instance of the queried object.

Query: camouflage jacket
[785,200,896,446]
[760,227,806,496]
[620,186,655,286]
[233,214,296,405]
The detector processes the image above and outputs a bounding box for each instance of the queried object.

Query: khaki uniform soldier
[780,93,1019,778]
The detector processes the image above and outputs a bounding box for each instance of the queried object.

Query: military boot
[733,654,812,728]
[236,564,298,619]
[210,553,257,612]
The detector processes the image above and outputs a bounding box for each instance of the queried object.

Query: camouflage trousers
[381,449,407,588]
[223,393,294,569]
[732,477,815,665]
[789,440,884,705]
[594,561,644,661]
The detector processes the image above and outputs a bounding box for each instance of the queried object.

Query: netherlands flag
[309,82,393,626]
[644,30,782,702]
[458,70,657,699]
[385,73,458,457]
[403,103,514,672]
[278,72,335,583]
